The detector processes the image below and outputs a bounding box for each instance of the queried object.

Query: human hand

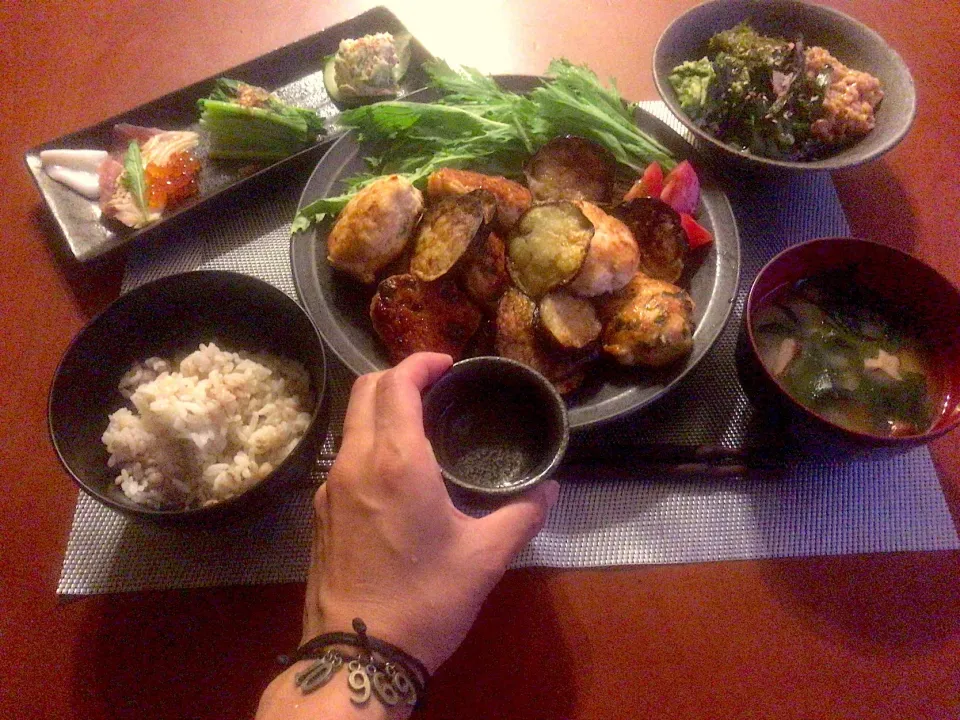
[302,352,559,673]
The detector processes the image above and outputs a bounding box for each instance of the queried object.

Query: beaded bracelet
[277,618,428,710]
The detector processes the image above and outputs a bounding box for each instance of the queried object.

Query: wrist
[313,604,439,674]
[258,663,414,720]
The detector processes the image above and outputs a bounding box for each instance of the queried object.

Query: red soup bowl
[740,237,960,449]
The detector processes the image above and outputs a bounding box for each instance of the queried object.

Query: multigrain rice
[101,343,313,509]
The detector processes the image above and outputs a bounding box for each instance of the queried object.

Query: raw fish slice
[98,156,124,205]
[114,123,165,144]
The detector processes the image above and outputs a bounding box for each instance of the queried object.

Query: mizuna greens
[292,59,676,232]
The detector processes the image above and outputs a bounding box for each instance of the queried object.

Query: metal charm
[372,669,400,706]
[388,663,417,706]
[295,651,342,694]
[347,659,372,704]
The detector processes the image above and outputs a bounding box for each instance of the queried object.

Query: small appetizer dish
[743,238,960,447]
[40,126,201,230]
[38,80,326,232]
[323,31,413,105]
[48,271,328,523]
[25,6,428,261]
[653,0,916,172]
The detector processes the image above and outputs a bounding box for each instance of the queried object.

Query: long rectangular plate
[24,6,431,262]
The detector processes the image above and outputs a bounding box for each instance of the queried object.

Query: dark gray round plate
[291,76,740,430]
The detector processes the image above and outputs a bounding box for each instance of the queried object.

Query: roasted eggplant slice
[495,287,594,394]
[507,201,594,299]
[598,272,695,367]
[611,197,687,284]
[410,192,489,282]
[568,201,640,297]
[524,136,617,204]
[370,273,482,364]
[459,231,511,308]
[426,168,531,234]
[327,175,423,284]
[539,290,602,350]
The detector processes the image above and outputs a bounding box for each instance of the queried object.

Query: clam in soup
[753,267,941,437]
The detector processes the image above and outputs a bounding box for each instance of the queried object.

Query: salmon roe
[146,151,201,210]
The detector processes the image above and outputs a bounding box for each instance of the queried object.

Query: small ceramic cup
[422,356,569,496]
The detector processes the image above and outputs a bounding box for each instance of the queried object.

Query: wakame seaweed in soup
[753,267,940,437]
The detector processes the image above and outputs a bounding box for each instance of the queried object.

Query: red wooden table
[2,2,958,717]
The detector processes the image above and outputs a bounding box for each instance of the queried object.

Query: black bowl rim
[47,269,328,519]
[744,237,960,444]
[653,0,917,172]
[424,356,570,496]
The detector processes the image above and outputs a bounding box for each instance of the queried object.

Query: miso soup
[752,267,941,437]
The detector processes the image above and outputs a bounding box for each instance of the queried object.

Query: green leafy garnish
[121,141,149,219]
[292,58,676,231]
[198,78,326,161]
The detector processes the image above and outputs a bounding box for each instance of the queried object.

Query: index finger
[374,352,452,443]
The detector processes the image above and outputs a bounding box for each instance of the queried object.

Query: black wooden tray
[24,6,431,262]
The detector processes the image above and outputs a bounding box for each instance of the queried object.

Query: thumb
[472,480,560,566]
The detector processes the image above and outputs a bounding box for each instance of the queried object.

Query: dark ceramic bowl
[741,238,960,448]
[422,357,569,496]
[48,271,328,523]
[653,0,916,174]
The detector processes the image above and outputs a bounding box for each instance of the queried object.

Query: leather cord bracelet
[277,618,429,710]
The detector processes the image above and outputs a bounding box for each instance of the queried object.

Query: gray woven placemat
[57,102,959,596]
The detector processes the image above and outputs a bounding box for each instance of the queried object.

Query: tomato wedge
[660,160,700,215]
[623,161,663,201]
[679,212,713,249]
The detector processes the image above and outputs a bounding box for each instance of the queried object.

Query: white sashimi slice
[39,149,108,173]
[44,165,101,199]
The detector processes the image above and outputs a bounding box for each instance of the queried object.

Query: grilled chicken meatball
[599,273,695,367]
[327,175,423,284]
[370,273,482,364]
[567,201,640,297]
[426,168,532,234]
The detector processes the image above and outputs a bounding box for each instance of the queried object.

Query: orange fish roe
[146,151,201,210]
